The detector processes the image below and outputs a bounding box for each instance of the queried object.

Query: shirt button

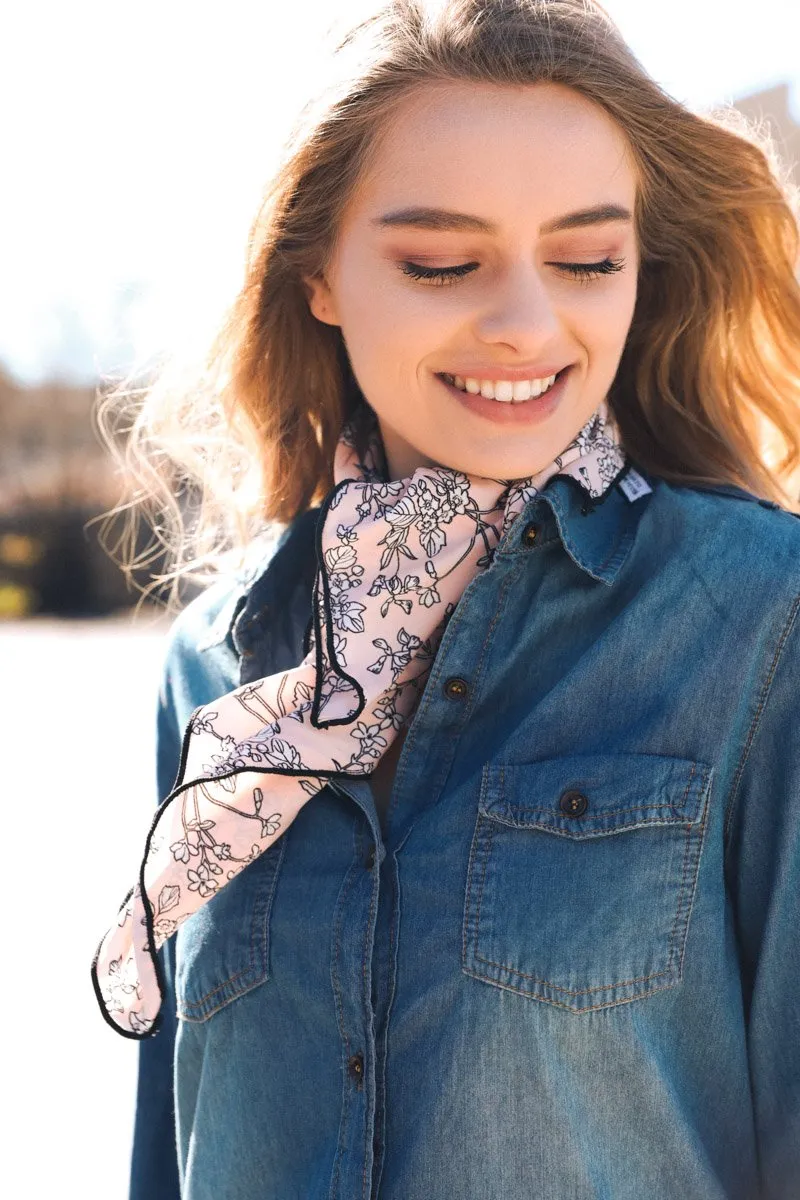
[521,522,539,547]
[364,847,375,869]
[559,789,589,817]
[443,676,470,701]
[347,1053,364,1083]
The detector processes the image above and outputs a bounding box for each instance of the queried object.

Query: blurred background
[1,1,797,1196]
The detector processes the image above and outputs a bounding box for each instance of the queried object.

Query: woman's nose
[473,264,560,351]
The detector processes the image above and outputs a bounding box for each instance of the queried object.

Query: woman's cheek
[577,282,637,353]
[376,289,457,350]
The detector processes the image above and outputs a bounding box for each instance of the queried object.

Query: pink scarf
[92,397,626,1037]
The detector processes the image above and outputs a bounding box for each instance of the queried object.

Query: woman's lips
[437,365,573,425]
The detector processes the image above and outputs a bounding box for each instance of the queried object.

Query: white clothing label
[618,468,653,502]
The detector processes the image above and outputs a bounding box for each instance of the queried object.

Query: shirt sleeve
[128,659,183,1200]
[724,592,800,1199]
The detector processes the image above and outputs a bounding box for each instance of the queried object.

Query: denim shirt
[129,466,800,1200]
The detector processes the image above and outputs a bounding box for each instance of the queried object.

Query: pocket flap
[480,753,712,838]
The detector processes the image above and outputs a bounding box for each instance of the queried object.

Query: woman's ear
[302,273,340,326]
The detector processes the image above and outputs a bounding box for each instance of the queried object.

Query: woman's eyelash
[398,257,626,285]
[560,257,626,282]
[399,261,479,284]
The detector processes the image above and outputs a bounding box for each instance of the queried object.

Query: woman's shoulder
[158,524,296,711]
[647,475,800,598]
[168,540,280,658]
[158,509,321,717]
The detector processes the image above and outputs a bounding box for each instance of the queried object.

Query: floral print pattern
[91,397,626,1038]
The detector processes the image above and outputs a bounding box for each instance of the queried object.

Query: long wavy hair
[97,0,800,605]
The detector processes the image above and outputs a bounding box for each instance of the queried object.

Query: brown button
[521,522,539,547]
[347,1053,364,1083]
[559,789,589,817]
[443,677,469,701]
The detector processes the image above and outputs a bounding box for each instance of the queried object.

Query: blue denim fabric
[129,467,800,1200]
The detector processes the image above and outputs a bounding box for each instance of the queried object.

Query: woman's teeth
[442,372,559,402]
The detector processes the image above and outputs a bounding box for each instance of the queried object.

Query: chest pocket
[175,835,287,1022]
[462,753,712,1013]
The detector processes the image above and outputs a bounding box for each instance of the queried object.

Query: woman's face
[305,81,639,481]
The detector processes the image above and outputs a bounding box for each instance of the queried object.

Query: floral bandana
[91,397,626,1038]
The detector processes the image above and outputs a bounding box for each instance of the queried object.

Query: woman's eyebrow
[370,203,632,234]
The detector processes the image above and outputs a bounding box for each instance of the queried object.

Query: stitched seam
[372,828,412,1192]
[666,767,699,974]
[475,562,517,677]
[261,836,286,973]
[462,768,490,967]
[474,973,681,1014]
[677,761,696,810]
[360,847,379,1200]
[723,593,800,850]
[473,951,671,993]
[179,964,257,1011]
[674,775,710,978]
[331,850,361,1049]
[494,801,690,820]
[372,853,400,1191]
[489,819,693,839]
[489,801,693,819]
[329,855,361,1200]
[178,972,266,1022]
[593,524,627,575]
[473,816,495,969]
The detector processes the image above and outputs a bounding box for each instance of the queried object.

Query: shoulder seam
[723,591,800,850]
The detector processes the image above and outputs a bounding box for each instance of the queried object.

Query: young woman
[93,2,800,1197]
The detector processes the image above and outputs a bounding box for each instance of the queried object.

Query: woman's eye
[552,257,626,283]
[398,256,626,287]
[398,261,479,286]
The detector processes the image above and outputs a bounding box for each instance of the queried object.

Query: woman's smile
[444,374,557,399]
[434,365,574,430]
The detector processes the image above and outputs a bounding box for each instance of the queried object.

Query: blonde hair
[97,0,800,605]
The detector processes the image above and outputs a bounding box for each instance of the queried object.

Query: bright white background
[1,2,798,1197]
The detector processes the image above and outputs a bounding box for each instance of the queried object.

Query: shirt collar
[212,460,655,656]
[500,460,654,585]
